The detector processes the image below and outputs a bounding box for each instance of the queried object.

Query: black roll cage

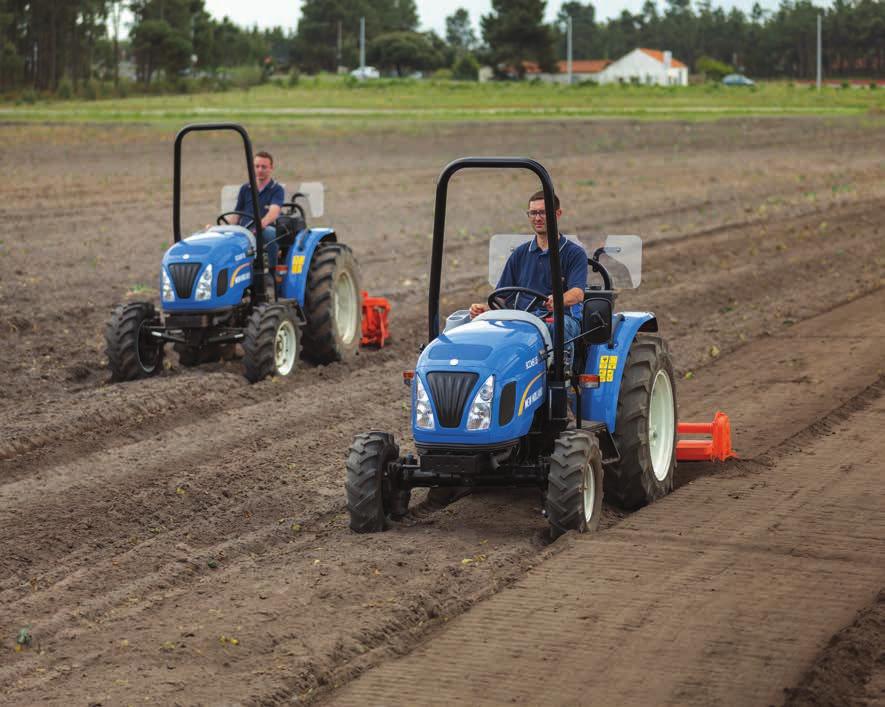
[172,122,269,304]
[428,157,568,386]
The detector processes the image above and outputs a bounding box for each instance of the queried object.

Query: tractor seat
[474,310,553,364]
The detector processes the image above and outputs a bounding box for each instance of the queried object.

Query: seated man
[469,191,588,357]
[230,150,285,269]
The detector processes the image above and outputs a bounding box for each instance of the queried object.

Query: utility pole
[816,14,822,91]
[359,16,366,71]
[337,20,342,70]
[566,15,573,85]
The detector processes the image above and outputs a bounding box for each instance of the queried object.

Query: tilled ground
[0,118,883,705]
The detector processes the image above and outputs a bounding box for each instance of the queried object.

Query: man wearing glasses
[469,191,587,350]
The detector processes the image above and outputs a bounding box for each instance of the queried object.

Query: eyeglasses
[526,210,546,219]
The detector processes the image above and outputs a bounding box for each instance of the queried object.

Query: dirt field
[0,117,883,705]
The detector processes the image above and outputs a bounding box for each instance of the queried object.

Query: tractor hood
[413,315,549,447]
[160,228,255,312]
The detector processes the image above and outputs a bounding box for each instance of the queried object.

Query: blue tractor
[105,123,362,383]
[345,158,677,539]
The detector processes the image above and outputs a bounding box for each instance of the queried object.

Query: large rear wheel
[105,302,164,382]
[345,432,401,533]
[546,430,605,540]
[301,243,362,364]
[605,334,677,510]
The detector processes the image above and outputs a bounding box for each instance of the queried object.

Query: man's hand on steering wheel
[486,286,549,313]
[217,211,256,229]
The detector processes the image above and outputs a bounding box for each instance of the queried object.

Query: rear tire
[345,432,399,533]
[301,243,362,364]
[605,334,677,510]
[546,430,605,540]
[105,302,164,382]
[242,304,300,383]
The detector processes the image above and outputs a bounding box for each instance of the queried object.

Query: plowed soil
[0,117,883,706]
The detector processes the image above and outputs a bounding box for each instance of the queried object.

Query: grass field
[2,75,883,126]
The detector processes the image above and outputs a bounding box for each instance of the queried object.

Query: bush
[80,79,100,100]
[432,68,454,80]
[20,88,37,104]
[56,77,73,99]
[452,53,480,81]
[288,67,301,86]
[841,80,850,89]
[870,82,878,90]
[695,55,734,82]
[227,64,264,90]
[115,79,132,98]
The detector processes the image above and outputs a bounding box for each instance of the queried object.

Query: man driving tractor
[229,150,285,268]
[470,191,588,351]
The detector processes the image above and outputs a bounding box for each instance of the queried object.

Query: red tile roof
[639,48,687,69]
[521,59,612,75]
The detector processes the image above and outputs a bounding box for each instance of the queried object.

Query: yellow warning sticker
[599,355,618,383]
[291,255,306,274]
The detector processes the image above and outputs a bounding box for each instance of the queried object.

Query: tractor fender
[581,311,657,433]
[279,228,337,305]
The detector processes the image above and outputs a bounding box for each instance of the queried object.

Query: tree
[446,8,476,52]
[368,30,441,76]
[481,0,557,76]
[557,2,597,59]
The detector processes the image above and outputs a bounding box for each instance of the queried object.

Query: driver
[469,191,587,352]
[230,150,285,269]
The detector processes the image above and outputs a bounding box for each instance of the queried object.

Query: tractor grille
[168,263,202,299]
[426,371,478,428]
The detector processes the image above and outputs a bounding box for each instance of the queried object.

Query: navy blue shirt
[497,236,588,319]
[234,179,285,227]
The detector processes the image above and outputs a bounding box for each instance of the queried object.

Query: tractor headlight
[161,269,175,302]
[467,375,495,431]
[415,377,435,430]
[194,264,213,301]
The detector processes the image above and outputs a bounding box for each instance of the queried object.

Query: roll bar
[173,123,268,304]
[429,157,567,385]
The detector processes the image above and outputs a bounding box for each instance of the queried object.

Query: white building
[596,48,688,86]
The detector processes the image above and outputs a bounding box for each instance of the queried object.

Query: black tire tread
[546,430,603,539]
[605,334,677,510]
[105,302,164,382]
[345,432,399,533]
[301,243,362,364]
[242,303,299,383]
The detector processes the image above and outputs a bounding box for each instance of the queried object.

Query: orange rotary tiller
[676,411,737,462]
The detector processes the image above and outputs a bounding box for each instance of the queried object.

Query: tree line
[1,0,882,94]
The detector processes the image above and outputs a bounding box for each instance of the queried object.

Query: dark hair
[255,150,274,166]
[528,190,559,209]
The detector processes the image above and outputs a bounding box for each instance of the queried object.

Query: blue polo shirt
[497,236,588,319]
[234,179,285,227]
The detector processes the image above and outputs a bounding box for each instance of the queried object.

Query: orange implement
[361,291,391,348]
[676,411,737,462]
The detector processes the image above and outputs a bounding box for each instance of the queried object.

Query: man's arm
[260,183,285,229]
[545,245,588,311]
[471,248,519,318]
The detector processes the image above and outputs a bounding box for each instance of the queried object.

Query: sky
[201,0,785,36]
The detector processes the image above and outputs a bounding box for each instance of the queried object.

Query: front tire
[605,334,677,510]
[345,432,400,533]
[546,430,605,540]
[301,243,362,364]
[105,302,164,382]
[242,304,301,383]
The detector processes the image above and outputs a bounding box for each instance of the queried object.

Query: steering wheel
[487,286,549,312]
[217,211,256,229]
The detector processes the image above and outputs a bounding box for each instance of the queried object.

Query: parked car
[722,73,755,86]
[350,66,380,80]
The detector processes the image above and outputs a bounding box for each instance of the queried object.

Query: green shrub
[841,81,850,89]
[20,88,37,103]
[452,53,480,81]
[695,55,734,81]
[432,68,454,80]
[288,67,301,86]
[81,79,99,100]
[56,77,73,99]
[227,64,264,90]
[870,81,877,90]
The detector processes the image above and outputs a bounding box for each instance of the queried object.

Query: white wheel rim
[582,458,597,524]
[648,369,675,481]
[274,320,297,376]
[333,270,358,345]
